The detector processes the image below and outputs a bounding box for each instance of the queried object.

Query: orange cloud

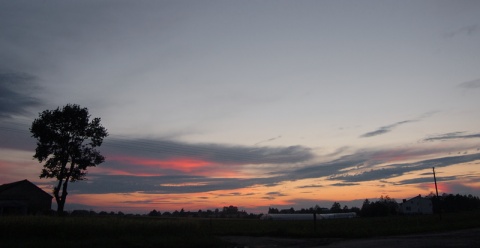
[110,156,209,172]
[107,155,244,177]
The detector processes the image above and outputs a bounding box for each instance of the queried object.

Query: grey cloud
[458,78,480,89]
[329,153,480,183]
[446,183,480,195]
[0,121,36,151]
[103,137,314,165]
[444,24,479,38]
[395,176,457,185]
[69,173,284,194]
[360,112,438,138]
[330,182,359,187]
[262,191,287,200]
[254,135,282,146]
[297,184,323,189]
[423,132,480,142]
[0,72,42,119]
[65,148,480,195]
[286,152,375,181]
[360,120,415,138]
[69,175,237,194]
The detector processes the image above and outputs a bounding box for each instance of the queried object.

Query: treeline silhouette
[65,205,258,218]
[268,194,480,217]
[430,193,480,213]
[147,205,257,218]
[63,193,480,218]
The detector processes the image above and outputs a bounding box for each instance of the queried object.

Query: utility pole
[433,167,439,198]
[433,167,441,219]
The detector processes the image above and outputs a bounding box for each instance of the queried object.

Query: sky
[1,0,480,214]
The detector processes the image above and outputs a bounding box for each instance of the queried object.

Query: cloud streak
[360,112,438,138]
[329,153,480,183]
[458,78,480,89]
[360,120,415,138]
[66,145,480,195]
[0,72,42,120]
[423,132,480,142]
[445,24,479,38]
[103,137,314,166]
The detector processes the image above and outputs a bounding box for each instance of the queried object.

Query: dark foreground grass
[0,216,229,248]
[206,210,480,238]
[1,211,479,247]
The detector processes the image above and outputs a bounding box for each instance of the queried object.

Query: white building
[399,194,433,215]
[261,212,357,220]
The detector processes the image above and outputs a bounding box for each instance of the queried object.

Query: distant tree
[360,199,373,216]
[427,193,480,213]
[162,211,171,216]
[223,205,239,215]
[148,209,161,216]
[350,206,361,214]
[330,202,342,213]
[361,196,399,217]
[268,207,279,214]
[30,104,108,214]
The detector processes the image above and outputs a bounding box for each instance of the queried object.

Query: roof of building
[0,179,53,198]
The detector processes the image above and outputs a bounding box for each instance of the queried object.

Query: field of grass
[1,211,479,247]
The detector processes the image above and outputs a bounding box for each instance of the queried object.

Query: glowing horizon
[1,0,480,214]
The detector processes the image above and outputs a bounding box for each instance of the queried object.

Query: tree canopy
[30,104,108,213]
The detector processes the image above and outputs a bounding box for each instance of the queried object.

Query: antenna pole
[433,167,441,219]
[433,167,439,198]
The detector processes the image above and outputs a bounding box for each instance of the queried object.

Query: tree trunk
[54,180,63,214]
[58,178,69,214]
[56,161,75,214]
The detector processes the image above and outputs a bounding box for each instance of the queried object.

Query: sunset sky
[1,0,480,214]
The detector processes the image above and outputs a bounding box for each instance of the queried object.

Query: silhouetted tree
[361,196,399,217]
[30,104,108,213]
[350,206,361,215]
[223,205,239,214]
[268,207,279,214]
[360,199,372,216]
[330,202,342,213]
[148,209,161,216]
[427,193,480,213]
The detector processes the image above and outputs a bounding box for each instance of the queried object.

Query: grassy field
[1,211,479,247]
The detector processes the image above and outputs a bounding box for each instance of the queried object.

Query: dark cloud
[285,152,374,181]
[360,112,438,138]
[254,135,282,146]
[329,153,480,183]
[445,182,480,195]
[0,121,36,151]
[330,182,359,187]
[458,78,480,89]
[395,176,457,185]
[297,184,323,189]
[423,132,480,142]
[444,25,479,38]
[63,147,480,195]
[69,175,236,194]
[360,120,415,138]
[262,191,287,200]
[0,72,42,119]
[103,137,314,165]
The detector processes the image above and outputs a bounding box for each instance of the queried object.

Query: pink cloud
[106,155,244,177]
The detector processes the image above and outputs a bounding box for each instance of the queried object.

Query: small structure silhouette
[399,194,433,215]
[0,179,52,215]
